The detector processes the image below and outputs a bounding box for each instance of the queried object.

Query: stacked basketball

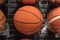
[0,10,6,32]
[47,7,60,34]
[14,6,43,35]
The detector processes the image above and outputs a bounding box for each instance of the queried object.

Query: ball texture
[14,6,43,35]
[47,7,60,34]
[0,0,6,5]
[0,10,6,32]
[17,0,38,5]
[49,0,60,6]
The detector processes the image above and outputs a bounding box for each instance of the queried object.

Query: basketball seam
[48,15,60,22]
[50,18,60,25]
[15,21,42,34]
[49,15,60,23]
[14,10,42,24]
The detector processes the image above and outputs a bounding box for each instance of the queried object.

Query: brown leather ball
[14,6,43,35]
[47,7,60,34]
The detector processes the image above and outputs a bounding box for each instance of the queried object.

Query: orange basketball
[0,10,6,32]
[17,0,38,5]
[47,7,60,34]
[14,6,43,35]
[49,0,60,6]
[0,0,6,5]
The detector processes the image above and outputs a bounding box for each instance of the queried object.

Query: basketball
[0,0,6,5]
[17,0,38,5]
[49,0,60,6]
[0,10,6,32]
[14,6,43,35]
[20,38,32,40]
[47,7,60,34]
